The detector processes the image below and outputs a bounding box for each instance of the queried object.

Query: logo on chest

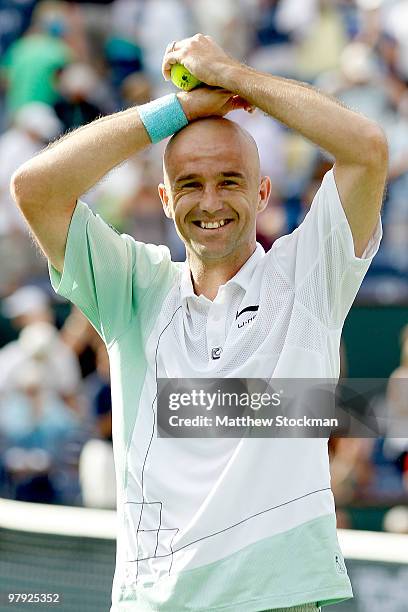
[235,305,259,328]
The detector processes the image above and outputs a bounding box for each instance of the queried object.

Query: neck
[187,243,257,301]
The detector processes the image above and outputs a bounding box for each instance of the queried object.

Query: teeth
[199,220,227,229]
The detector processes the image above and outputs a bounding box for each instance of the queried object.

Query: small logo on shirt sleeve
[211,347,222,360]
[334,553,346,574]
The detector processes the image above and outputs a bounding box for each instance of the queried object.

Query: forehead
[166,122,257,180]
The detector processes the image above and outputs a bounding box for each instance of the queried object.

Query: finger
[162,51,182,81]
[165,40,177,53]
[223,98,253,116]
[162,36,193,80]
[231,95,253,111]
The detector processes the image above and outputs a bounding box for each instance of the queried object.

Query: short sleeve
[48,199,175,345]
[273,168,382,329]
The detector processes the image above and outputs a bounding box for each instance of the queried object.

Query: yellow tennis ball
[171,64,201,91]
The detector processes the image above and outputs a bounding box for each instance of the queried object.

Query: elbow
[363,123,389,170]
[10,164,40,212]
[10,165,29,208]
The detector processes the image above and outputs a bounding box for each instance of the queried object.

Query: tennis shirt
[49,168,382,611]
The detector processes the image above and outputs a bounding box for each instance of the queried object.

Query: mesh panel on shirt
[296,227,349,329]
[216,264,293,376]
[285,302,326,353]
[183,299,210,366]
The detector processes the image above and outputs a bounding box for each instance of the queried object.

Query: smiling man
[11,34,387,612]
[159,117,270,300]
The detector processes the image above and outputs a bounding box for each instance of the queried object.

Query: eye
[220,180,238,187]
[183,181,202,189]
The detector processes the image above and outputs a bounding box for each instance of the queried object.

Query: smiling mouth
[192,219,234,230]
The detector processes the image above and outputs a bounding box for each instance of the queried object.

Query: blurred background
[0,0,407,610]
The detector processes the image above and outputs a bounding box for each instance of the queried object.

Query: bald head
[163,117,260,184]
[157,114,271,267]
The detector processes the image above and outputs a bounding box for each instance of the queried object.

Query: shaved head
[163,117,260,184]
[157,114,271,272]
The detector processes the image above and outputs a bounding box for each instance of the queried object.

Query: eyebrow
[220,172,246,180]
[173,172,246,185]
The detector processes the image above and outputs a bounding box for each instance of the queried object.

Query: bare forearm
[12,107,151,207]
[220,64,385,165]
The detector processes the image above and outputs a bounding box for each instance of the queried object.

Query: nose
[199,185,224,215]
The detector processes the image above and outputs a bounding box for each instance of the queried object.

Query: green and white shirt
[49,169,381,611]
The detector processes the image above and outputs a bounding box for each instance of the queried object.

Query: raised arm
[163,34,389,257]
[10,87,251,272]
[10,107,150,273]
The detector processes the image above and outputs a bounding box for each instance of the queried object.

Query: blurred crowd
[0,0,407,531]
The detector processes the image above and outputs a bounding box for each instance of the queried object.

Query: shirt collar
[180,242,265,303]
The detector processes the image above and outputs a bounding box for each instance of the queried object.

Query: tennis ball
[171,64,201,91]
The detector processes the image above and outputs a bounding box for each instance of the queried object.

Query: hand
[176,87,254,122]
[162,33,240,88]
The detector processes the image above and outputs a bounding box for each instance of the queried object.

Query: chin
[191,242,235,260]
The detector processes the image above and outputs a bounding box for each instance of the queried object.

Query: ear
[158,183,172,218]
[257,176,272,214]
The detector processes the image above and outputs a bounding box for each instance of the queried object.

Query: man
[11,34,387,612]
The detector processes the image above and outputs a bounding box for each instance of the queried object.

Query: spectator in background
[54,62,105,131]
[317,41,390,125]
[0,360,81,504]
[60,307,100,378]
[249,0,297,76]
[0,0,37,58]
[0,286,86,504]
[120,72,152,109]
[0,102,63,296]
[79,342,115,509]
[0,1,75,122]
[190,0,250,60]
[383,83,408,273]
[104,34,144,107]
[68,0,114,64]
[331,323,408,512]
[295,0,348,81]
[382,0,408,82]
[329,437,374,525]
[274,0,319,41]
[2,285,53,329]
[253,0,294,48]
[386,324,408,422]
[109,0,145,49]
[0,286,81,401]
[135,0,193,89]
[382,324,408,490]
